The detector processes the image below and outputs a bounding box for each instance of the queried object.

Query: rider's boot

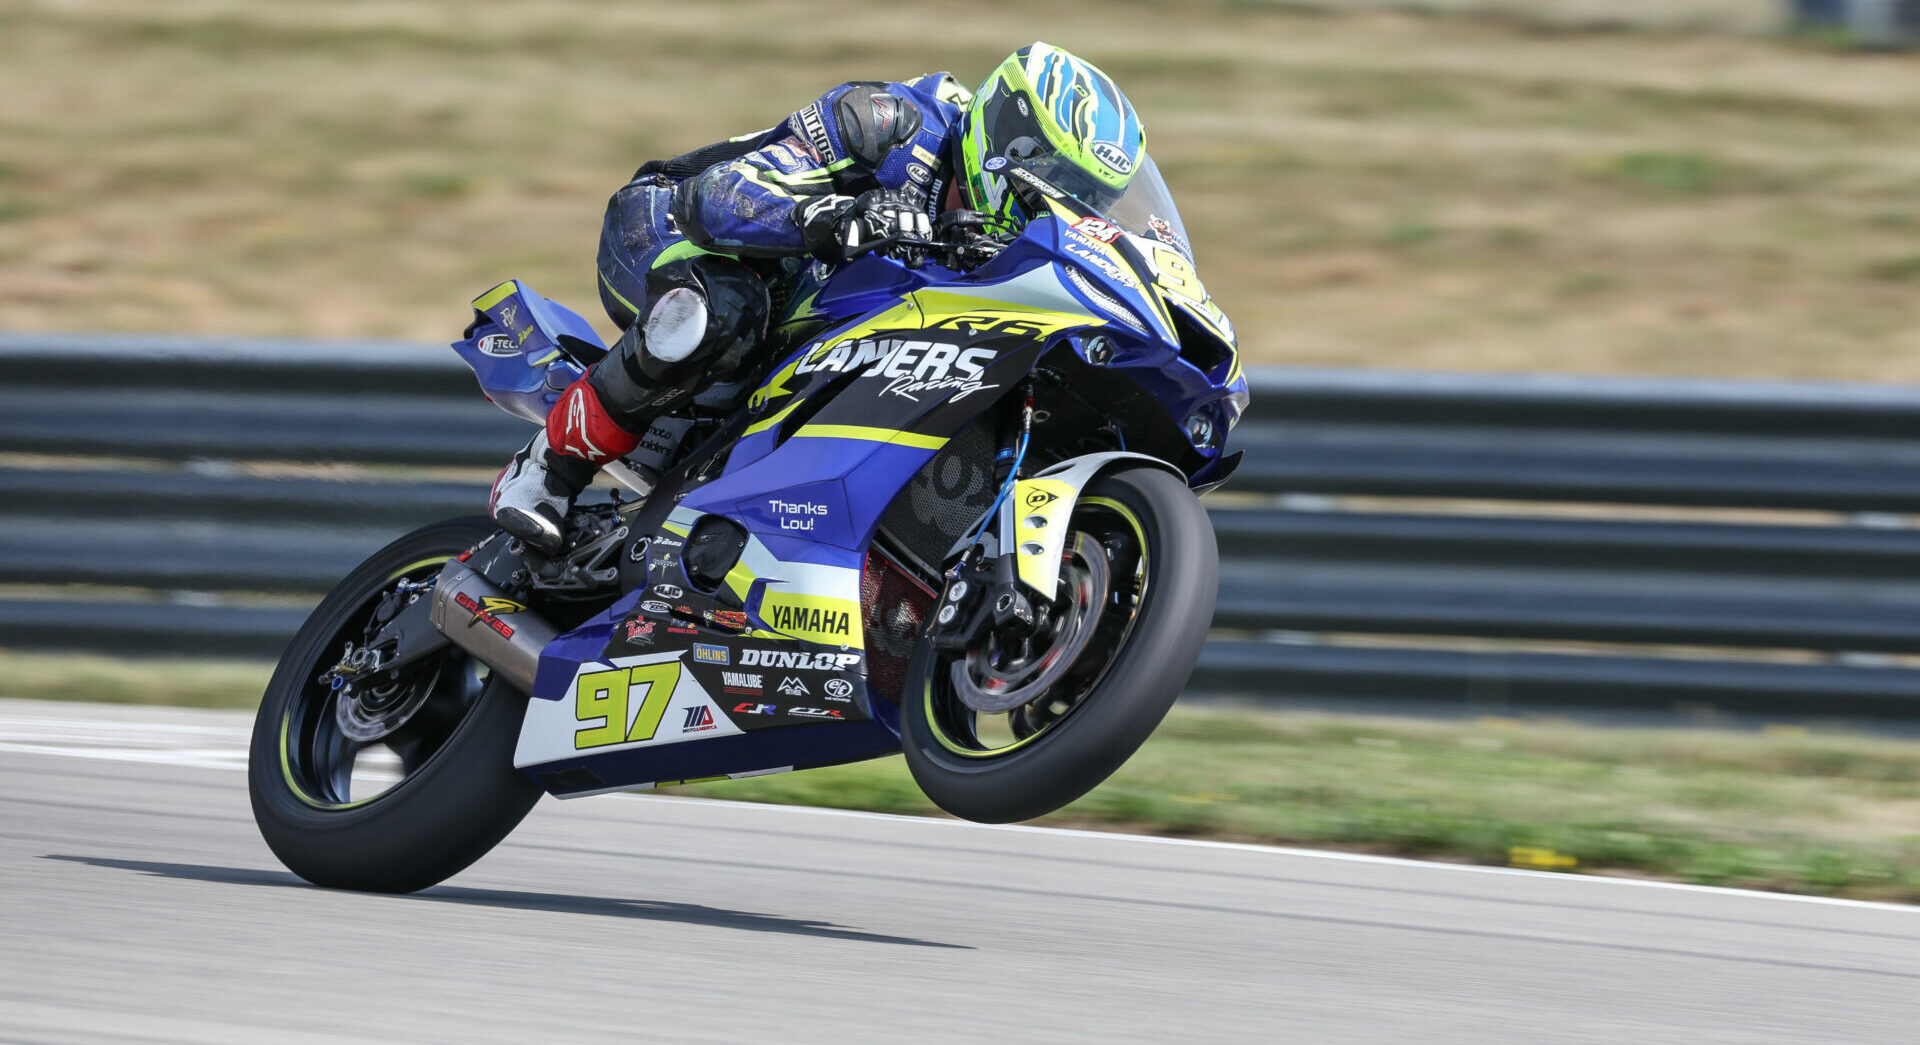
[490,260,771,553]
[489,380,639,555]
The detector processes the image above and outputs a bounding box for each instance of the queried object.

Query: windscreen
[1023,152,1196,262]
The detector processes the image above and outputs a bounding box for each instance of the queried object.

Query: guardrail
[7,333,1920,721]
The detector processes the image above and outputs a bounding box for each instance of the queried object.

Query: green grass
[661,710,1920,902]
[0,650,274,709]
[8,650,1917,902]
[4,0,1920,379]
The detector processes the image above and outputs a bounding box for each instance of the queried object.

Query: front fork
[928,446,1191,657]
[929,390,1044,655]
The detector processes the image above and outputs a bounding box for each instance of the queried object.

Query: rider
[489,42,1146,554]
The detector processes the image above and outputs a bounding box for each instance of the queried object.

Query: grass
[3,1,1920,378]
[7,649,1918,902]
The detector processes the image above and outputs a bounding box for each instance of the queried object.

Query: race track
[1,699,1916,1044]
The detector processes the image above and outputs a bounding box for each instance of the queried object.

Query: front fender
[1001,451,1187,600]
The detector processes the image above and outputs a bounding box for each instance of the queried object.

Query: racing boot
[489,380,640,555]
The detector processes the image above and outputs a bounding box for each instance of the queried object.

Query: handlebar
[844,210,1013,270]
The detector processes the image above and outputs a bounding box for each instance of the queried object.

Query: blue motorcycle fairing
[492,178,1246,798]
[453,279,602,424]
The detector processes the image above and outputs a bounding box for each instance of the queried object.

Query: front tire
[902,466,1217,823]
[248,517,542,893]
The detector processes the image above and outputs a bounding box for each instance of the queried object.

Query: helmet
[954,42,1145,232]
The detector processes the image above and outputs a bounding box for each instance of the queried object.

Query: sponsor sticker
[692,643,730,665]
[760,592,859,645]
[681,706,717,733]
[476,333,520,358]
[823,678,854,700]
[732,702,778,716]
[623,619,656,646]
[720,671,764,695]
[641,600,671,614]
[788,707,845,720]
[777,676,810,697]
[453,591,520,639]
[739,649,862,671]
[654,584,685,600]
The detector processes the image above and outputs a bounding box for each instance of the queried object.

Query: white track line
[4,707,1916,914]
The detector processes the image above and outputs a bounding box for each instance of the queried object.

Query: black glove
[796,189,933,262]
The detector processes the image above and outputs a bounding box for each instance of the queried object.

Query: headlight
[1184,411,1217,450]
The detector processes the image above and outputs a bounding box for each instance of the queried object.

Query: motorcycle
[247,155,1248,893]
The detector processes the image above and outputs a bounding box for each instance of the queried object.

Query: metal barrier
[7,333,1920,720]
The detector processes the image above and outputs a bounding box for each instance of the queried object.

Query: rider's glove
[796,189,932,262]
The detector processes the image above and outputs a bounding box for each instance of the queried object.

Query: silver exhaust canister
[429,560,558,694]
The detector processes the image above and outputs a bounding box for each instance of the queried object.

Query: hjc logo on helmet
[1090,141,1133,176]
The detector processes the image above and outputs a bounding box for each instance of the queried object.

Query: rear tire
[902,466,1217,823]
[248,517,542,893]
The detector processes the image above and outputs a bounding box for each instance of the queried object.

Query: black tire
[248,516,542,893]
[902,465,1217,823]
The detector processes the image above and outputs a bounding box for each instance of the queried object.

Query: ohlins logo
[739,649,861,670]
[453,591,521,639]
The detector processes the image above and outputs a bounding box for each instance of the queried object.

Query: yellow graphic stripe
[792,425,947,450]
[472,281,518,312]
[598,271,639,318]
[742,398,803,438]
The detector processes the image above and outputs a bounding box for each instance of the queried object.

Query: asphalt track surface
[1,699,1916,1044]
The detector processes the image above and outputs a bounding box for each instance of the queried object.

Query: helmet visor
[1010,151,1129,214]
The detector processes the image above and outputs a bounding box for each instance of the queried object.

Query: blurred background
[5,0,1920,899]
[4,0,1917,377]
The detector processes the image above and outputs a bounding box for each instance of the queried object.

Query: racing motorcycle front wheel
[248,516,541,893]
[902,465,1218,823]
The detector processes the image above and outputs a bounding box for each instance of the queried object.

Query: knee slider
[648,256,769,383]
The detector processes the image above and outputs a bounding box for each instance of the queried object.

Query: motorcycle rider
[489,42,1146,554]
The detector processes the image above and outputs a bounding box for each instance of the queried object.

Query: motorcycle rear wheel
[247,517,541,893]
[902,465,1218,823]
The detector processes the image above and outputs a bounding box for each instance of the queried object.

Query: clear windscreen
[1020,152,1195,261]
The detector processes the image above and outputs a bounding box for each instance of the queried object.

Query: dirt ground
[4,0,1918,378]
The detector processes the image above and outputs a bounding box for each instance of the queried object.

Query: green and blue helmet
[955,42,1146,232]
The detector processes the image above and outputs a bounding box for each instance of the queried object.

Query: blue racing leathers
[596,72,973,328]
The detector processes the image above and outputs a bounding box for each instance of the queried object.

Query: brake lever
[844,234,942,263]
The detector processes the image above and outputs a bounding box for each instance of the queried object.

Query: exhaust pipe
[430,560,559,695]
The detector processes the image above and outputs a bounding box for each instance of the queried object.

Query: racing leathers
[489,72,975,554]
